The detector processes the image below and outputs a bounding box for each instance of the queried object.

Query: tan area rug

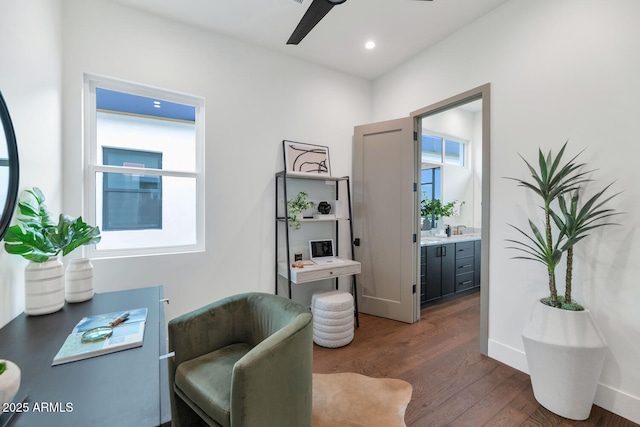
[312,372,413,427]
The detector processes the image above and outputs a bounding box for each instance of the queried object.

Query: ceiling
[110,0,510,80]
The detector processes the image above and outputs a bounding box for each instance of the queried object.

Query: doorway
[411,84,490,355]
[353,84,490,354]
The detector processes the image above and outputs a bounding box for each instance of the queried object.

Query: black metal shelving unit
[275,171,360,327]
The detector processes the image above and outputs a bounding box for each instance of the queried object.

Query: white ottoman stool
[312,290,354,348]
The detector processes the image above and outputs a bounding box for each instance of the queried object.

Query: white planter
[522,301,608,420]
[65,258,95,303]
[24,257,65,315]
[0,360,21,407]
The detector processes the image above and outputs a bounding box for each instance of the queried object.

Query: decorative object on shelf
[3,187,101,314]
[0,360,21,408]
[283,140,331,176]
[65,258,95,303]
[287,191,316,229]
[506,141,621,420]
[317,201,332,214]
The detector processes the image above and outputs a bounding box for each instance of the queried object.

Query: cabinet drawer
[455,241,474,259]
[455,257,474,275]
[455,272,474,292]
[283,259,361,284]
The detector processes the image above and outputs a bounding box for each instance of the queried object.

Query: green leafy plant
[287,192,316,230]
[506,142,620,310]
[0,361,6,375]
[3,187,101,262]
[551,185,621,309]
[421,197,456,227]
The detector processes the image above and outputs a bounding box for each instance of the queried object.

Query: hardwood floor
[312,291,638,427]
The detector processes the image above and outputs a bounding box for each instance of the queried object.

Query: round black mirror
[0,91,20,241]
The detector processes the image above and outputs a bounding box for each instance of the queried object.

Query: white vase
[65,258,95,303]
[522,300,608,420]
[24,257,65,315]
[0,360,21,407]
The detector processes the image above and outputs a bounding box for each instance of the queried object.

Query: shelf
[275,168,360,327]
[278,259,361,284]
[276,216,350,223]
[275,171,349,182]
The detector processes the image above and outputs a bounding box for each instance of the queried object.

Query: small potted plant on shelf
[3,187,102,313]
[287,192,316,229]
[506,141,621,420]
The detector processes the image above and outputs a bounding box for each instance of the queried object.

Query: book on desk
[52,307,148,366]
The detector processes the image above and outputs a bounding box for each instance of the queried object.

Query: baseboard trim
[594,383,640,424]
[488,339,640,424]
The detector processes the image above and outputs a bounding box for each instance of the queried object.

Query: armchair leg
[172,393,208,427]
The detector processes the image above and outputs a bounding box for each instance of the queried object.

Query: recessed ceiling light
[365,41,376,50]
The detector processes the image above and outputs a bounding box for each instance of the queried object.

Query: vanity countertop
[420,233,481,246]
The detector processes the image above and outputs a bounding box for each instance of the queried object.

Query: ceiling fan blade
[287,0,345,45]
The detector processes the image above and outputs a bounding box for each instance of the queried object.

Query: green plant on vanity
[506,142,621,310]
[287,191,316,230]
[0,361,6,375]
[3,187,101,262]
[420,197,456,228]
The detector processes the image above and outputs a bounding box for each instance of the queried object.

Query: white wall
[0,0,63,327]
[61,0,372,323]
[372,0,640,422]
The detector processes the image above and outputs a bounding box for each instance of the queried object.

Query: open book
[52,307,148,366]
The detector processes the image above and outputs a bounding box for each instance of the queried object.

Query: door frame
[410,83,491,355]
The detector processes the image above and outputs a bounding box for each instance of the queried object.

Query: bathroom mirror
[0,91,20,241]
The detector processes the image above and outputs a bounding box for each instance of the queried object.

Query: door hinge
[413,284,417,294]
[413,234,417,243]
[413,182,417,192]
[413,131,418,141]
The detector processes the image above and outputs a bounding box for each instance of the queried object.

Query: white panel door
[353,117,418,323]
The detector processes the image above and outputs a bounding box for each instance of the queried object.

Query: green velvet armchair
[167,292,313,427]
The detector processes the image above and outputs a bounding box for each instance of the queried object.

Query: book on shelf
[52,307,148,366]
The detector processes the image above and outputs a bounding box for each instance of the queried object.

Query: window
[84,75,205,258]
[421,167,441,202]
[102,147,163,231]
[421,131,466,167]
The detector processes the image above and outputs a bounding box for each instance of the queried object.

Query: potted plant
[287,192,316,229]
[3,187,101,312]
[420,197,456,231]
[0,360,21,408]
[506,142,621,420]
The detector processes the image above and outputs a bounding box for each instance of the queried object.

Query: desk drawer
[287,260,361,284]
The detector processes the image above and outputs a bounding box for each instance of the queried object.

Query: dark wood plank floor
[313,291,638,427]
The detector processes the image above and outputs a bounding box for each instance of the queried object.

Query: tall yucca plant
[506,142,591,307]
[552,184,621,309]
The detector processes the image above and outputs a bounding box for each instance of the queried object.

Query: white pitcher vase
[24,257,65,315]
[65,258,95,303]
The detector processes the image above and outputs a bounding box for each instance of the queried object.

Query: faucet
[455,225,467,235]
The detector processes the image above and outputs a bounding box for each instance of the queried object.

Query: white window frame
[421,129,468,168]
[83,73,205,258]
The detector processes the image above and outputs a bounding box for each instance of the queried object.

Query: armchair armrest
[230,312,313,426]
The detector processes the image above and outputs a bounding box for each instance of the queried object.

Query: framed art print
[283,140,331,176]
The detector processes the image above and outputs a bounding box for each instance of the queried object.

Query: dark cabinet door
[474,240,481,288]
[425,245,443,302]
[424,243,455,302]
[441,243,455,297]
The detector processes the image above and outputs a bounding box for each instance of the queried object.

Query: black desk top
[0,286,170,427]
